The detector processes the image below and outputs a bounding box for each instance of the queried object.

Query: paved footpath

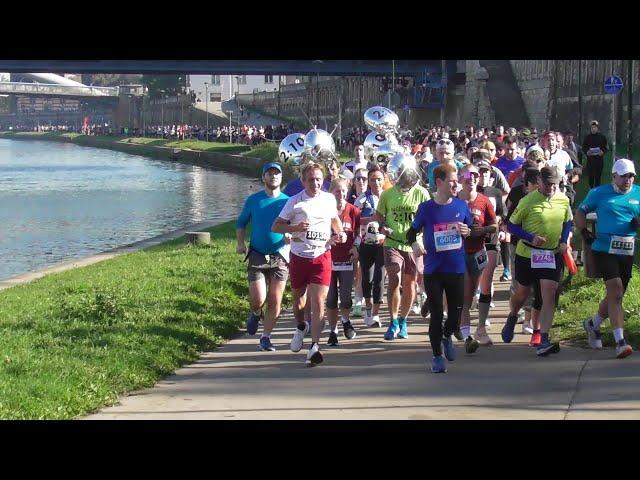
[87,276,640,420]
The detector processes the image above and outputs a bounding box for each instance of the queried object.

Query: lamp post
[234,76,241,116]
[204,81,209,142]
[312,60,323,126]
[227,110,233,144]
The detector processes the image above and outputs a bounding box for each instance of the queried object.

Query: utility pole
[204,81,209,142]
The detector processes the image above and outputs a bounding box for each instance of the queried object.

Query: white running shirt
[277,190,338,259]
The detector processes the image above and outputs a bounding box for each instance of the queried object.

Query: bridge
[0,82,119,98]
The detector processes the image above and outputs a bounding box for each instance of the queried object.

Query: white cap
[526,144,544,155]
[436,138,454,154]
[612,158,636,176]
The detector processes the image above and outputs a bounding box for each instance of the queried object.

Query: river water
[0,139,261,280]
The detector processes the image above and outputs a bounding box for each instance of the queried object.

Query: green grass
[0,221,279,419]
[553,267,640,349]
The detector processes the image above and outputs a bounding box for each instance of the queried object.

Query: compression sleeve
[561,220,572,243]
[507,221,535,243]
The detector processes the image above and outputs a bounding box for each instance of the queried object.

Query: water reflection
[0,139,261,280]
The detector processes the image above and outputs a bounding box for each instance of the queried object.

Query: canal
[0,139,261,280]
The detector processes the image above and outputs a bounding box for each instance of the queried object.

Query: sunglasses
[438,140,452,146]
[463,172,480,180]
[620,173,636,179]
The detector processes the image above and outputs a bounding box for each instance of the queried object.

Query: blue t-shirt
[283,178,331,196]
[495,156,525,178]
[578,184,640,254]
[412,198,473,274]
[236,190,289,254]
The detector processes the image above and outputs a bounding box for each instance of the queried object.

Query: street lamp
[226,110,233,144]
[204,81,209,142]
[234,76,241,116]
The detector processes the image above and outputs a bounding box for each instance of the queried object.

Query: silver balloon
[374,142,405,165]
[364,106,399,134]
[363,131,400,159]
[278,133,306,166]
[303,128,336,162]
[387,152,421,192]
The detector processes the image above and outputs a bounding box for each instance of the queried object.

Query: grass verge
[0,220,278,419]
[553,267,640,349]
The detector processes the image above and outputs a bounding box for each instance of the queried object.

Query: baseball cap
[262,162,283,174]
[436,138,454,154]
[591,120,599,126]
[473,159,492,170]
[612,158,636,176]
[466,140,480,150]
[521,128,531,136]
[540,166,561,184]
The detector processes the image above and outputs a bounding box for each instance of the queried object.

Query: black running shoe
[327,331,339,346]
[343,320,357,340]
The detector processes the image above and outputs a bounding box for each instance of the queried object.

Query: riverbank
[0,220,274,419]
[0,131,298,181]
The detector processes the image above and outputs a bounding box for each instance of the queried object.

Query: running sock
[461,325,471,339]
[340,316,349,324]
[613,328,624,343]
[397,316,405,323]
[541,332,550,344]
[252,309,261,316]
[478,294,491,327]
[365,308,372,317]
[592,313,603,329]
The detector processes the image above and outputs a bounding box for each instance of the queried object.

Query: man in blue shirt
[495,136,525,179]
[408,163,472,373]
[236,162,290,351]
[576,158,640,359]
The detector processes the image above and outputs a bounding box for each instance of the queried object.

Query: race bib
[531,249,556,269]
[305,230,329,242]
[587,147,602,156]
[474,249,488,269]
[434,222,463,252]
[609,235,635,256]
[332,261,353,271]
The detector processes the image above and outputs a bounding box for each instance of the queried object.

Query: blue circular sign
[605,75,624,94]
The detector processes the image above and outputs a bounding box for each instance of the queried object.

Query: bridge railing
[0,82,119,97]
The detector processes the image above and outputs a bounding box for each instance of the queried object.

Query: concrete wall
[461,61,495,128]
[509,60,553,131]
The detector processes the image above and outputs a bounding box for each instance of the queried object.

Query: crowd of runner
[236,118,639,372]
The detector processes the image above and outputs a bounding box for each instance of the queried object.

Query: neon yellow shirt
[377,185,430,251]
[510,190,572,258]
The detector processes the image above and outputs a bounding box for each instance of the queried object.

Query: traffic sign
[605,75,624,94]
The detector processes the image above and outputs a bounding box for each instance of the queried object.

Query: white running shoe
[305,343,323,366]
[522,320,534,335]
[290,321,310,352]
[412,302,421,315]
[365,314,382,328]
[470,293,479,311]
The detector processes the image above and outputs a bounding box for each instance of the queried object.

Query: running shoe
[501,313,519,343]
[616,340,633,359]
[365,314,382,328]
[327,331,339,347]
[431,355,447,373]
[259,336,276,351]
[421,299,430,319]
[305,343,323,367]
[398,318,409,339]
[499,272,512,282]
[343,320,357,340]
[246,311,261,335]
[465,336,480,354]
[470,293,479,311]
[522,320,534,335]
[475,330,493,346]
[412,301,421,315]
[442,336,457,361]
[384,320,400,340]
[290,322,310,352]
[453,329,464,341]
[352,304,363,317]
[583,318,603,350]
[529,331,542,347]
[536,340,560,356]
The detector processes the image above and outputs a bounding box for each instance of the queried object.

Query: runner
[576,159,640,358]
[503,166,573,356]
[354,166,387,328]
[342,144,369,175]
[272,161,347,366]
[426,138,465,192]
[458,163,497,352]
[326,177,361,346]
[236,162,290,351]
[408,163,472,373]
[348,168,368,315]
[375,159,430,340]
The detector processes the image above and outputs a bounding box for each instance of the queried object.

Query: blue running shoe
[259,336,276,351]
[442,336,457,361]
[536,340,560,357]
[384,320,400,340]
[246,311,261,335]
[398,318,409,339]
[501,313,518,343]
[431,355,447,373]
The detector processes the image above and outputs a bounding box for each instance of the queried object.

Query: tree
[142,75,187,99]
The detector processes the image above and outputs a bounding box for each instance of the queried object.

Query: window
[264,75,273,84]
[237,75,247,85]
[211,75,221,85]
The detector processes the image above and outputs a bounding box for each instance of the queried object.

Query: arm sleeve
[561,220,573,243]
[507,221,535,243]
[236,197,252,229]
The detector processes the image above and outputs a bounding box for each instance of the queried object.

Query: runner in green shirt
[374,182,430,340]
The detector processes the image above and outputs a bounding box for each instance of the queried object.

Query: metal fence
[0,82,119,97]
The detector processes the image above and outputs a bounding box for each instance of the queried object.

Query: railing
[0,82,119,97]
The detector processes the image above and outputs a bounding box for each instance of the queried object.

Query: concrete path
[86,275,640,420]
